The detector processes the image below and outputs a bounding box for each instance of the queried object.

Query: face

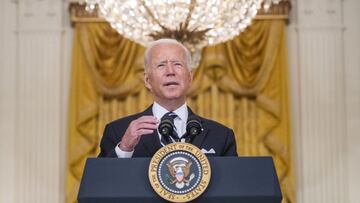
[144,43,192,105]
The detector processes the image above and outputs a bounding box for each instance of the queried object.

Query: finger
[135,116,159,124]
[137,123,158,130]
[136,129,154,136]
[139,115,157,120]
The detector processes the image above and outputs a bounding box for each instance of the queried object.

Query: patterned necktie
[160,112,179,145]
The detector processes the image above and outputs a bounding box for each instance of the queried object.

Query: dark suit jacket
[98,105,238,157]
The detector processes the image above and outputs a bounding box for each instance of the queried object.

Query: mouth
[163,82,179,87]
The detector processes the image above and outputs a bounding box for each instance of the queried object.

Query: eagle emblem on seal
[166,157,195,189]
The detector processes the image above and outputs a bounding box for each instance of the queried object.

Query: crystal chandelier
[85,0,283,67]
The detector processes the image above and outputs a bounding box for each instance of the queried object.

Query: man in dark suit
[98,39,237,158]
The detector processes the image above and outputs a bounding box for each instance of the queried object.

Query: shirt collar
[152,102,188,122]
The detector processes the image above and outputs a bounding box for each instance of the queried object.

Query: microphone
[186,115,203,142]
[158,114,176,143]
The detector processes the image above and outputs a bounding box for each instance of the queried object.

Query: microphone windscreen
[158,115,175,137]
[159,119,174,136]
[186,115,203,137]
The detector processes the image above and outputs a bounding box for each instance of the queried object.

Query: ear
[144,72,152,91]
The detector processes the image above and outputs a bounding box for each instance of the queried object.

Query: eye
[156,63,165,68]
[174,62,183,68]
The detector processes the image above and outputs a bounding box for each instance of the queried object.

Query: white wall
[0,0,72,202]
[0,0,359,202]
[343,1,360,202]
[288,0,360,202]
[0,0,17,202]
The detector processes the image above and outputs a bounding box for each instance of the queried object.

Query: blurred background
[0,0,359,203]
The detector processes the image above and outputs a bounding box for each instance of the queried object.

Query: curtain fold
[67,21,295,203]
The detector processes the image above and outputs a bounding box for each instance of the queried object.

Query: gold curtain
[67,21,295,203]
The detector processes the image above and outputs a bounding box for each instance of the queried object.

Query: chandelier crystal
[85,0,283,67]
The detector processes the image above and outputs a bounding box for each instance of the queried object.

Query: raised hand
[119,116,158,151]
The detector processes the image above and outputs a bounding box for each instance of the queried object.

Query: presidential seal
[148,143,211,202]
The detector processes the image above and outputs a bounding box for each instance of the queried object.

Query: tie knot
[164,112,177,120]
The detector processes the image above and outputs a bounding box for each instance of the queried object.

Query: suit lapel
[187,107,209,149]
[138,105,162,156]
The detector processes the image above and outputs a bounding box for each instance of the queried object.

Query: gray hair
[143,38,192,71]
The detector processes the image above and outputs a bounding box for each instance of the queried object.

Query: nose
[165,62,176,75]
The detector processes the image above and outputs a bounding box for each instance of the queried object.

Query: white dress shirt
[115,102,188,158]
